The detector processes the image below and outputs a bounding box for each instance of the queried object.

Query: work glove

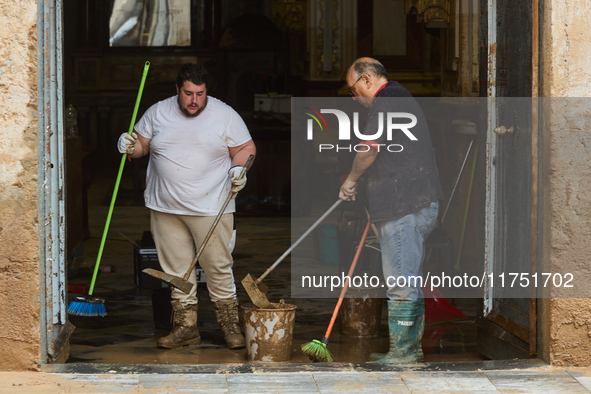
[118,132,137,154]
[228,165,247,192]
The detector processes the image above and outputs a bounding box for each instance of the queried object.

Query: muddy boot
[416,298,425,362]
[213,298,245,349]
[157,300,201,349]
[369,300,419,364]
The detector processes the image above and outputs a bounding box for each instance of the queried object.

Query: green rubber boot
[369,300,420,364]
[416,298,424,362]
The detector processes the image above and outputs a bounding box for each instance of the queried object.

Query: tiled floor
[5,362,590,393]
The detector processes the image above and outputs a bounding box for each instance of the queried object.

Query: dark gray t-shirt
[363,81,444,223]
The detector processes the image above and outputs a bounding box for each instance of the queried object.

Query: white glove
[118,132,137,154]
[228,166,247,191]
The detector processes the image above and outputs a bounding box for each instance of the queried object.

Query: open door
[477,0,538,359]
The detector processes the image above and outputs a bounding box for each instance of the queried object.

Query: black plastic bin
[151,287,173,329]
[134,231,167,291]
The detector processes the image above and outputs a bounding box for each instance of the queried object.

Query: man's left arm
[229,139,256,168]
[228,140,256,191]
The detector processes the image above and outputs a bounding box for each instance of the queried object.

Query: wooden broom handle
[182,154,254,281]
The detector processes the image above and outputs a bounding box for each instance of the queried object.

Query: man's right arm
[339,147,378,201]
[129,133,150,158]
[117,131,151,158]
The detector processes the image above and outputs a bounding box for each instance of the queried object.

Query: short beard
[178,96,208,118]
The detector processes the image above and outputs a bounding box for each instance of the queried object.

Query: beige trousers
[150,210,236,305]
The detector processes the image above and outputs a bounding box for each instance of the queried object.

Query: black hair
[176,63,210,89]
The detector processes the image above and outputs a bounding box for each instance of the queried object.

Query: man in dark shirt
[339,57,444,363]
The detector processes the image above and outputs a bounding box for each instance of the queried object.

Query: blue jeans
[376,202,439,301]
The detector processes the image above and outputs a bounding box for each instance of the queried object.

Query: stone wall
[0,1,41,370]
[541,0,591,366]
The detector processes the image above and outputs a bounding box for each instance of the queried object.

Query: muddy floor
[65,167,486,366]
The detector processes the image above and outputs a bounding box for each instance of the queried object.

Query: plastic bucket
[242,302,297,362]
[340,288,383,337]
[317,224,339,265]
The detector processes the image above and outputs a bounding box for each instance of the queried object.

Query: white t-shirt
[134,96,252,216]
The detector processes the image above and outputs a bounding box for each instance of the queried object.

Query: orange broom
[301,218,371,362]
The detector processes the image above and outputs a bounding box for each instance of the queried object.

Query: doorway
[42,0,541,366]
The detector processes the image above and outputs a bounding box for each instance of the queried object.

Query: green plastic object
[373,300,420,364]
[88,61,151,295]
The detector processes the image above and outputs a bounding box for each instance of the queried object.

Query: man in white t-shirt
[117,63,256,350]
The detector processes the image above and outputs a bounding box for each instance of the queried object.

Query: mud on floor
[67,206,485,365]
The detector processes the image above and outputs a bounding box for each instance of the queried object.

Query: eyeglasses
[348,75,363,96]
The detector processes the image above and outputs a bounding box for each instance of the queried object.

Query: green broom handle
[89,61,151,295]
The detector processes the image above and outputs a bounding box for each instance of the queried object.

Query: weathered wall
[0,1,42,370]
[541,0,591,366]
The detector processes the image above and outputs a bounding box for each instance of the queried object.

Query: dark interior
[62,0,489,365]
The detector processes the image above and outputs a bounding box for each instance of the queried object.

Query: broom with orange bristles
[301,218,371,362]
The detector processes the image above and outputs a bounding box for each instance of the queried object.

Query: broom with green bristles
[68,61,151,317]
[302,218,371,362]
